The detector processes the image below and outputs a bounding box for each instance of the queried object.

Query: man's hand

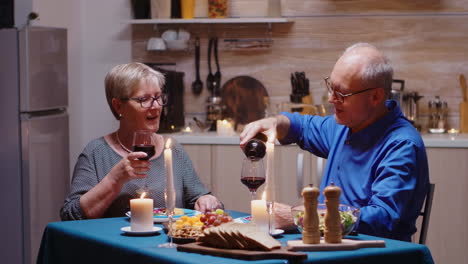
[274,202,297,231]
[195,194,223,214]
[239,115,290,150]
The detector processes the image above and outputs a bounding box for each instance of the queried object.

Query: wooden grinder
[324,182,342,243]
[301,184,320,244]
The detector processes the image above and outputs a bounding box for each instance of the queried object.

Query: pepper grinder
[324,182,342,243]
[302,184,320,244]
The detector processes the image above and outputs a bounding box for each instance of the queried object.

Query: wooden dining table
[37,210,434,264]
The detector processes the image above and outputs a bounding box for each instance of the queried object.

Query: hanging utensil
[206,38,215,94]
[213,37,222,96]
[192,37,203,95]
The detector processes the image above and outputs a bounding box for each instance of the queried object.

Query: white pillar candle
[251,199,269,233]
[130,195,154,231]
[164,139,176,211]
[265,141,276,202]
[217,119,234,136]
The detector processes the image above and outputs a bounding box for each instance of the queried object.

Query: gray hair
[105,62,165,120]
[344,43,394,98]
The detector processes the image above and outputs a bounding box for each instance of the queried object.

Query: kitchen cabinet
[423,148,468,264]
[183,145,212,190]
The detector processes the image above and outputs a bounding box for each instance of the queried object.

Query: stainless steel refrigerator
[0,26,70,264]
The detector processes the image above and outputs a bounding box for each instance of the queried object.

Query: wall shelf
[128,17,293,24]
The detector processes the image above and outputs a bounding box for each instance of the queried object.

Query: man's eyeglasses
[121,94,168,108]
[324,77,377,103]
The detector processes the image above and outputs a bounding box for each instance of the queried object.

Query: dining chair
[419,183,435,245]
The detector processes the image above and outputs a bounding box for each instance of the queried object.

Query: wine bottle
[244,132,268,160]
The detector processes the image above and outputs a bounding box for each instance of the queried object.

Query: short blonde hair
[105,62,165,119]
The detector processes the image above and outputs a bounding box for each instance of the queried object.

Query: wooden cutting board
[460,102,468,133]
[177,242,307,261]
[287,239,385,251]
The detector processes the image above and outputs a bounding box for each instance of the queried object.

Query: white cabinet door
[211,145,250,212]
[182,145,212,191]
[273,145,313,207]
[425,148,468,264]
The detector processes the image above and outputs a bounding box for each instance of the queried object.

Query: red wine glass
[241,157,266,200]
[132,130,155,194]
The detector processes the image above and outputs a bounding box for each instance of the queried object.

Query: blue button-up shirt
[281,100,429,241]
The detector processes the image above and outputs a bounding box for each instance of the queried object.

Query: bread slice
[196,223,280,251]
[236,223,281,251]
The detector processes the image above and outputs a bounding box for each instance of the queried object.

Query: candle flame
[165,138,172,149]
[184,126,192,132]
[140,192,146,199]
[261,191,266,200]
[222,119,228,124]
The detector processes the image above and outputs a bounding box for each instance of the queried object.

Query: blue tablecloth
[37,211,434,264]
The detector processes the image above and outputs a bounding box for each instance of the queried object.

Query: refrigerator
[0,26,70,264]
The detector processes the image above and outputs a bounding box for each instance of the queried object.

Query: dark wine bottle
[244,132,268,160]
[133,144,155,160]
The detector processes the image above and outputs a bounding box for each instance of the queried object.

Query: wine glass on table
[132,130,155,194]
[240,157,266,200]
[158,190,176,248]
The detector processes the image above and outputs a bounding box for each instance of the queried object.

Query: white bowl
[178,29,190,40]
[162,29,177,41]
[165,39,189,50]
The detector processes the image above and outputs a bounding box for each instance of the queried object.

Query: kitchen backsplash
[132,0,468,131]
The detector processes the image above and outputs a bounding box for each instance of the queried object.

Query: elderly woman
[61,62,222,220]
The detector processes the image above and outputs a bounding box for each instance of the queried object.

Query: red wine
[133,144,155,160]
[241,177,266,191]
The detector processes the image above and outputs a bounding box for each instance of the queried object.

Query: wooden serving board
[287,239,385,251]
[460,102,468,133]
[177,242,307,261]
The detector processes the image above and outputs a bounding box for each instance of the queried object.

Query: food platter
[167,235,198,244]
[125,208,200,223]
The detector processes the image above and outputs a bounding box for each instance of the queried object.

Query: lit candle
[251,193,269,233]
[164,138,176,211]
[265,135,275,202]
[130,192,154,231]
[183,126,192,133]
[448,128,460,140]
[216,119,234,136]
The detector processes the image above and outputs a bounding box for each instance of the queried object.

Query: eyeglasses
[121,94,168,108]
[324,77,378,103]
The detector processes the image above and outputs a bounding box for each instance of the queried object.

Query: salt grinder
[324,182,342,243]
[302,184,320,244]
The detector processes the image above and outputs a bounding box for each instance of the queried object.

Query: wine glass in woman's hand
[240,157,266,200]
[133,130,155,193]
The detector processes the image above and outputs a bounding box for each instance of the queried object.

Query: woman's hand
[108,152,150,185]
[195,194,223,214]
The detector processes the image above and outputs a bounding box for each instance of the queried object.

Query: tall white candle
[130,193,154,231]
[164,138,176,211]
[251,198,269,233]
[265,140,275,202]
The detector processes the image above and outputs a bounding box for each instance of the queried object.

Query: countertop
[167,132,468,148]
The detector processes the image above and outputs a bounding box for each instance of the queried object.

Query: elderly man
[240,43,429,242]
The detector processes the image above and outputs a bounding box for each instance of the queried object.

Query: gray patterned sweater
[60,137,210,220]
